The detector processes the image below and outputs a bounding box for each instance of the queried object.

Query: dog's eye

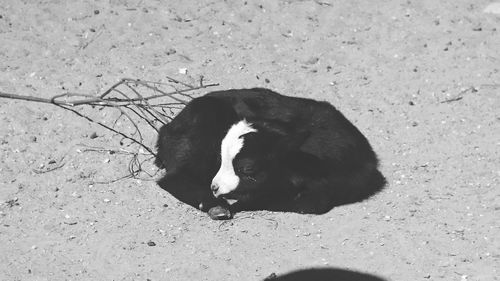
[238,166,255,176]
[245,175,257,182]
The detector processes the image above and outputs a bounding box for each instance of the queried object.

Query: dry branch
[440,86,478,104]
[0,77,219,181]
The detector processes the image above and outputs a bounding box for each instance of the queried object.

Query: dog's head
[211,119,308,204]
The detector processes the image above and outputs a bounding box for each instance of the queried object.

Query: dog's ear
[251,119,289,136]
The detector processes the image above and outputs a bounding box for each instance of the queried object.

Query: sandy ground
[1,0,499,280]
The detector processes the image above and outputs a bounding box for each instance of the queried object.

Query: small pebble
[178,68,187,74]
[103,198,111,203]
[165,48,176,55]
[208,206,232,220]
[94,10,100,15]
[147,241,156,246]
[89,132,98,139]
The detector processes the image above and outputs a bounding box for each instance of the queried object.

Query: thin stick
[57,104,156,156]
[0,77,220,182]
[0,81,219,106]
[440,86,477,104]
[164,75,195,89]
[33,162,66,174]
[124,83,169,124]
[0,91,74,105]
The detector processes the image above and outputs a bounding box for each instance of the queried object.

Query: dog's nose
[211,183,219,194]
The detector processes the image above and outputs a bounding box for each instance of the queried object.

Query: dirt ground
[1,0,499,280]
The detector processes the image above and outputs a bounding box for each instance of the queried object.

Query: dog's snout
[211,183,219,194]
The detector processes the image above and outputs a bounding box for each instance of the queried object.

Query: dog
[155,88,385,219]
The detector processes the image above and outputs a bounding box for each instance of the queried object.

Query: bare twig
[165,75,195,89]
[440,96,463,103]
[440,86,478,104]
[1,79,218,106]
[80,25,105,50]
[0,77,219,181]
[32,155,67,174]
[77,144,150,155]
[92,154,159,184]
[33,162,66,174]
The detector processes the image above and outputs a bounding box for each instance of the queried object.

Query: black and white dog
[155,88,385,219]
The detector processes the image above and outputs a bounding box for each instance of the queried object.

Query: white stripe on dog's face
[212,120,256,197]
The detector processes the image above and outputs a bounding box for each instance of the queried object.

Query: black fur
[155,88,385,216]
